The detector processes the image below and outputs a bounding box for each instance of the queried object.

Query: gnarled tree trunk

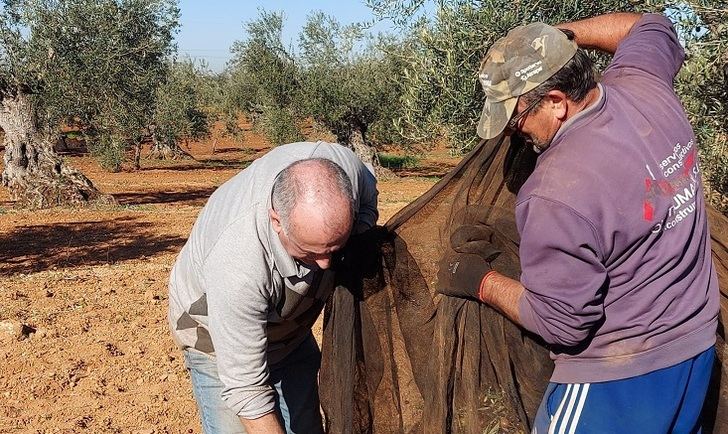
[0,90,113,208]
[146,124,193,160]
[345,129,395,179]
[147,140,193,160]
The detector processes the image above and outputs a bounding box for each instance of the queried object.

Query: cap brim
[477,97,517,140]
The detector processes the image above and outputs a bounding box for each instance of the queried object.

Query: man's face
[276,224,350,270]
[270,203,352,270]
[508,92,566,151]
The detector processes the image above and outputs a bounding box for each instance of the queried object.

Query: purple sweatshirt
[516,14,719,384]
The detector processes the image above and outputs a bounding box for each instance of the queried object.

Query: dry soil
[0,124,459,433]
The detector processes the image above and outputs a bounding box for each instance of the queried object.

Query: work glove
[437,224,501,301]
[334,225,388,278]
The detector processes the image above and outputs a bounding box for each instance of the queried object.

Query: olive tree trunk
[146,124,193,160]
[345,129,395,179]
[0,90,113,208]
[147,140,193,160]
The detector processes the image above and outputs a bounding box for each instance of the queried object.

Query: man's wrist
[555,13,642,54]
[476,272,525,325]
[478,270,498,303]
[240,412,285,434]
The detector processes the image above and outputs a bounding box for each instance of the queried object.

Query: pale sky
[176,0,396,72]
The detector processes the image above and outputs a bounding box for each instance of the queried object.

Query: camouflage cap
[477,22,577,139]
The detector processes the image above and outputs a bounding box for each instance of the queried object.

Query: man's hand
[437,252,493,301]
[437,225,501,301]
[240,413,286,434]
[557,13,641,54]
[335,226,388,278]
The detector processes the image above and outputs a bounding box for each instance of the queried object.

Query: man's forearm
[240,413,286,434]
[558,13,642,54]
[478,272,525,325]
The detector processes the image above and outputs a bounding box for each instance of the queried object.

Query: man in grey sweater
[168,141,378,433]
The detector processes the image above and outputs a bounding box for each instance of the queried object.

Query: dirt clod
[0,320,35,341]
[105,342,124,356]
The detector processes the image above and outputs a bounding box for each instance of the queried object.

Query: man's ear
[546,90,568,120]
[269,208,283,235]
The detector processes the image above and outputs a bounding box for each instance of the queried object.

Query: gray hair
[271,158,355,234]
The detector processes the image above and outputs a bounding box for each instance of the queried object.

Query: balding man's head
[269,158,355,269]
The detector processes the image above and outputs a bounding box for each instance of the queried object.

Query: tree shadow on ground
[140,159,251,172]
[56,148,87,156]
[0,216,186,275]
[114,188,216,207]
[390,161,457,178]
[212,147,258,154]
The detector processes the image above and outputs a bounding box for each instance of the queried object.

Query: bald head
[271,158,355,240]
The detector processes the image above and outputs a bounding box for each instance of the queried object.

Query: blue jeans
[183,334,324,434]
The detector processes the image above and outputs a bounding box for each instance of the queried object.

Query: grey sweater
[168,141,378,418]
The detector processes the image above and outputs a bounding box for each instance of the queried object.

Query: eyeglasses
[506,97,542,132]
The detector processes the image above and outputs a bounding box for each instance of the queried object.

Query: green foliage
[374,0,657,153]
[223,111,245,141]
[297,12,405,146]
[87,135,125,172]
[197,70,244,140]
[0,0,179,168]
[226,9,301,144]
[671,2,728,211]
[378,153,420,169]
[228,10,298,113]
[255,105,303,145]
[226,9,404,149]
[153,58,214,149]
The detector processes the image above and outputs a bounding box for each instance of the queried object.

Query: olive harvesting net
[319,135,728,433]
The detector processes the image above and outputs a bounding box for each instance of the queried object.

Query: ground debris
[0,319,35,341]
[105,342,124,356]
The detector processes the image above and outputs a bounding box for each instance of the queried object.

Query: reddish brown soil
[0,123,458,433]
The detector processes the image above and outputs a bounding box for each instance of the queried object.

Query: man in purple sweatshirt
[438,13,719,432]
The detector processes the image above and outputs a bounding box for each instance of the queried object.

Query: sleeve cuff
[223,385,277,419]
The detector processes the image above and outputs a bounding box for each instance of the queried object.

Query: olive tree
[297,12,405,168]
[147,58,214,165]
[368,0,658,154]
[227,10,302,145]
[672,3,728,211]
[0,0,178,208]
[368,0,727,208]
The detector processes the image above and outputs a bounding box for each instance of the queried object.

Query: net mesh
[320,136,728,433]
